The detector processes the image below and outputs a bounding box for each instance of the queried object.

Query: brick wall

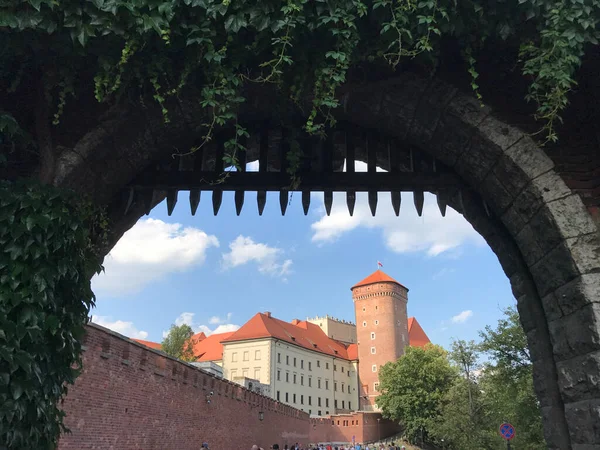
[59,324,310,450]
[309,412,401,445]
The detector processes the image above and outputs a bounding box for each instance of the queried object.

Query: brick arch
[52,72,599,449]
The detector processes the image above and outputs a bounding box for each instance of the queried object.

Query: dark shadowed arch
[51,71,600,449]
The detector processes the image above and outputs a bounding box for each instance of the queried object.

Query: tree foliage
[377,344,457,442]
[379,307,545,449]
[0,181,102,449]
[160,323,197,362]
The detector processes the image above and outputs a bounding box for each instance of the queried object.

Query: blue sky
[91,161,516,351]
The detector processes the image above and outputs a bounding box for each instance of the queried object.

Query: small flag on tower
[377,261,383,268]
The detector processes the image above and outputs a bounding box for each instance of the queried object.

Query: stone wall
[59,324,310,450]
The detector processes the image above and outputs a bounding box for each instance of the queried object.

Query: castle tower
[352,269,409,411]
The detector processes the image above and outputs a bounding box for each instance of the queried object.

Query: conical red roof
[408,317,430,347]
[351,269,407,290]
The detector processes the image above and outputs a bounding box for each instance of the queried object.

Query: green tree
[161,324,196,362]
[377,344,457,443]
[449,339,479,417]
[478,307,545,449]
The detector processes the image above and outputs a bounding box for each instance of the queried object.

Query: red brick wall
[309,412,401,444]
[59,324,310,450]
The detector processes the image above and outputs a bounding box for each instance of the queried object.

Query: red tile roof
[351,270,408,290]
[408,317,430,348]
[132,339,162,350]
[221,313,357,360]
[193,331,236,362]
[347,343,358,360]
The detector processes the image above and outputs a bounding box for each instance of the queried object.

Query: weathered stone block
[565,233,600,276]
[565,399,600,445]
[516,223,547,266]
[484,229,522,278]
[504,137,554,181]
[530,242,580,297]
[549,303,600,361]
[477,115,524,151]
[528,205,565,259]
[501,202,528,237]
[557,351,600,404]
[546,194,599,240]
[541,291,564,323]
[541,404,573,449]
[479,171,515,216]
[556,274,600,317]
[509,180,545,224]
[531,170,573,204]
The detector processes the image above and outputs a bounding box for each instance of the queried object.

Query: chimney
[291,319,300,325]
[264,312,271,318]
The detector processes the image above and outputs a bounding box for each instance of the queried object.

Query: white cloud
[451,310,473,324]
[92,316,148,339]
[164,312,241,337]
[92,219,219,296]
[222,235,293,278]
[310,162,484,257]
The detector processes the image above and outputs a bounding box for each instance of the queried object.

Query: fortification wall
[59,324,310,450]
[309,413,401,445]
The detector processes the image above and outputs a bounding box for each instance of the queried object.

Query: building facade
[134,270,430,417]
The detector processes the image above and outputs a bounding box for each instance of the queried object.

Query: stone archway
[50,71,600,449]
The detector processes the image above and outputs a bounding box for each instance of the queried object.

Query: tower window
[362,321,367,327]
[371,347,376,354]
[375,320,379,325]
[375,306,378,310]
[371,332,376,340]
[374,382,380,391]
[372,364,377,372]
[362,307,366,312]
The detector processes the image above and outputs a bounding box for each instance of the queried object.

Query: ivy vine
[0,181,103,448]
[0,0,598,161]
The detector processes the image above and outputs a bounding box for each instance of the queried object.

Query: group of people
[259,442,406,450]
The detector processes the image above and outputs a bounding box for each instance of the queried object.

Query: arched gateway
[41,71,598,449]
[2,69,599,449]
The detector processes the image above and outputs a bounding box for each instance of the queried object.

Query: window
[308,377,312,387]
[334,382,337,392]
[277,370,281,381]
[341,367,344,373]
[347,385,351,393]
[326,362,329,369]
[301,375,304,386]
[334,364,337,371]
[325,380,329,390]
[293,394,297,403]
[242,369,248,377]
[317,361,320,368]
[371,332,376,340]
[375,305,378,310]
[342,400,345,409]
[326,398,329,407]
[293,374,297,384]
[335,400,338,408]
[301,395,304,405]
[371,346,376,354]
[318,410,322,416]
[254,368,260,380]
[362,321,367,327]
[286,372,290,382]
[243,351,249,361]
[326,411,329,415]
[309,361,312,371]
[232,352,238,362]
[231,370,237,378]
[318,379,321,389]
[318,397,322,406]
[286,392,289,402]
[341,383,345,392]
[255,350,261,360]
[372,364,377,372]
[309,396,312,405]
[349,402,351,410]
[277,391,280,401]
[278,352,281,363]
[286,355,289,365]
[294,357,297,367]
[375,320,379,325]
[301,360,304,369]
[362,307,366,312]
[374,382,380,391]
